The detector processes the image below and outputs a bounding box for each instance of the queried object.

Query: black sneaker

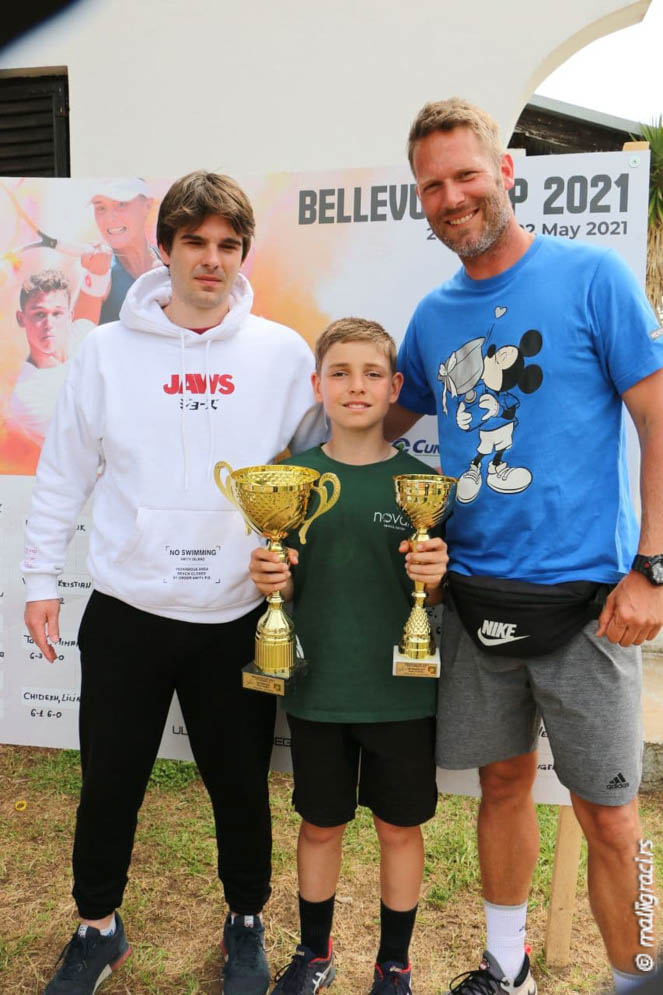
[222,914,271,995]
[446,951,537,995]
[43,913,131,994]
[271,941,336,993]
[370,961,413,993]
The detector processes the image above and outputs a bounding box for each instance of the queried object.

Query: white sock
[484,900,528,982]
[230,913,261,927]
[78,914,116,938]
[612,966,648,993]
[100,915,116,937]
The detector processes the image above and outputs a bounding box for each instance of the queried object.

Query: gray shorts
[436,605,643,805]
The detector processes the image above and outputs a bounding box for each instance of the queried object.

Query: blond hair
[315,317,397,373]
[407,97,503,171]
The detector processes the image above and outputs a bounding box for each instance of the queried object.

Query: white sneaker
[486,462,532,495]
[445,950,537,994]
[457,464,483,504]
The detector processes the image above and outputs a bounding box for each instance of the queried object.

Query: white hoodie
[22,267,324,622]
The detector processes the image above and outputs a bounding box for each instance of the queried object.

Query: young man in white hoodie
[23,171,323,995]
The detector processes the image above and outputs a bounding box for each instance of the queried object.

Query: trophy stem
[254,539,295,678]
[399,528,436,659]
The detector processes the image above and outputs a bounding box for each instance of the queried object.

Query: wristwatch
[631,554,663,585]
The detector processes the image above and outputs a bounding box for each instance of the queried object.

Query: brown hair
[156,171,255,260]
[407,97,503,171]
[315,317,397,373]
[19,270,70,310]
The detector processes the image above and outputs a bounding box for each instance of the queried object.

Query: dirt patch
[1,748,660,994]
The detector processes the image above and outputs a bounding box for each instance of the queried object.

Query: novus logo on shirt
[477,619,530,646]
[163,373,235,394]
[373,511,409,530]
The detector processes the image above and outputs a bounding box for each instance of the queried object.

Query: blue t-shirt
[397,235,663,584]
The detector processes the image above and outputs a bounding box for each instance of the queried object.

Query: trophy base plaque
[392,645,440,678]
[242,656,309,695]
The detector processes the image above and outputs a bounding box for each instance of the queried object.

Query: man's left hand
[596,570,663,646]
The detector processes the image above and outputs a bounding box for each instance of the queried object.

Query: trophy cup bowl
[214,461,340,694]
[392,473,457,678]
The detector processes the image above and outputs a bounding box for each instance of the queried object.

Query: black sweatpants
[72,591,275,920]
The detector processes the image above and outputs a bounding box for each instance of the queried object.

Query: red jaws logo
[163,374,235,395]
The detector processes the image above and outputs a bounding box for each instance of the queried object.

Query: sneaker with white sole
[43,913,131,994]
[271,941,336,993]
[222,914,271,995]
[446,950,537,994]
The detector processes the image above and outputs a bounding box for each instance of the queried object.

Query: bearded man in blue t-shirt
[386,97,663,995]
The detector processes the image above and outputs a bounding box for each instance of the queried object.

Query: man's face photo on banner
[17,276,72,368]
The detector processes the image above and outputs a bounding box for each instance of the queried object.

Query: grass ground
[0,744,660,994]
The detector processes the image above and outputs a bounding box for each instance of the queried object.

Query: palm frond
[634,117,663,318]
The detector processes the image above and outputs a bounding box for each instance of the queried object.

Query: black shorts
[286,714,438,828]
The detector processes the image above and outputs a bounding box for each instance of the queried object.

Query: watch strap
[631,554,663,585]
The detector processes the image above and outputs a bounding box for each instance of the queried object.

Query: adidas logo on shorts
[606,772,629,790]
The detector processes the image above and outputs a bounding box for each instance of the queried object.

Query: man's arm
[597,367,663,645]
[383,402,422,442]
[22,349,103,661]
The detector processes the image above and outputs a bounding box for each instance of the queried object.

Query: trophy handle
[213,460,253,536]
[298,472,341,545]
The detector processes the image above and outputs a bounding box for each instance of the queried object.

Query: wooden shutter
[0,75,70,177]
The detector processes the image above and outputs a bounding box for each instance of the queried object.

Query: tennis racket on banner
[0,180,109,278]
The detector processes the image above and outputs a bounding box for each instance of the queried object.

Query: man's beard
[430,188,512,260]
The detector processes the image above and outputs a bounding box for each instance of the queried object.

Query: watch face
[652,562,663,584]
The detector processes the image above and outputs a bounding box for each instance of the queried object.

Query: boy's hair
[19,270,70,310]
[156,171,255,261]
[315,317,397,373]
[407,97,503,172]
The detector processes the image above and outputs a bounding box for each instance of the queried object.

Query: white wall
[0,0,652,177]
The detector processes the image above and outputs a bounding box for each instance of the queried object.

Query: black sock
[299,894,335,958]
[377,901,417,966]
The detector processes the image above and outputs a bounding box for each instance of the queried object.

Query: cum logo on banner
[394,437,439,456]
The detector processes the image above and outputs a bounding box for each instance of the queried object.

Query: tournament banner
[0,151,650,805]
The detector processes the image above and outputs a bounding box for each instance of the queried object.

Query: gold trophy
[393,473,457,678]
[214,461,340,695]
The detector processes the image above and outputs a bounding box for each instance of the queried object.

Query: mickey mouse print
[437,306,543,504]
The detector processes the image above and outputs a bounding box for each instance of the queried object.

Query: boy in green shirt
[249,318,448,995]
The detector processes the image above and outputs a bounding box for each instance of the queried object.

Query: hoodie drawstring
[179,332,189,490]
[205,338,215,479]
[180,334,217,490]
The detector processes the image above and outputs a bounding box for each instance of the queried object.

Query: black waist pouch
[445,571,612,658]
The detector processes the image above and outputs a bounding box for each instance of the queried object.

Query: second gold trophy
[393,472,456,678]
[214,461,340,694]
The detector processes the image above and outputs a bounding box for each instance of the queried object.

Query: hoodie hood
[119,265,254,341]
